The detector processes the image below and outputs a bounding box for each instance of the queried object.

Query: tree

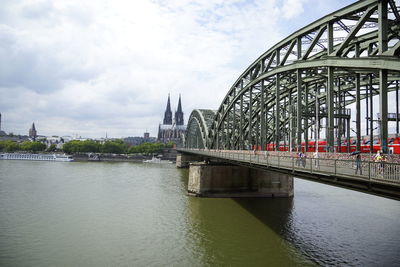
[165,141,175,148]
[128,142,164,154]
[101,140,127,154]
[62,141,74,154]
[0,140,19,152]
[20,141,46,152]
[46,144,57,152]
[80,140,101,153]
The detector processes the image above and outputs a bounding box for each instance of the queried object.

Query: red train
[262,137,400,154]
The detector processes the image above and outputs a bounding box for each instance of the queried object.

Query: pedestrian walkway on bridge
[178,148,400,199]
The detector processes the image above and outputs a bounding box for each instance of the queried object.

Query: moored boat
[0,153,74,162]
[143,157,173,164]
[143,157,162,163]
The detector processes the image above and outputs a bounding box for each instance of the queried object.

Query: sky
[0,0,357,138]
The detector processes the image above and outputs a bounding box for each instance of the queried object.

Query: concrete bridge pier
[176,152,202,168]
[188,162,294,198]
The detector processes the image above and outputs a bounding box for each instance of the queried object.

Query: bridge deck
[178,149,400,199]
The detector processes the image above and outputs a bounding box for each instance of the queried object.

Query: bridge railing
[179,149,400,185]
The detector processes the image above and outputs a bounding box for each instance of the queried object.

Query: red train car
[264,137,400,154]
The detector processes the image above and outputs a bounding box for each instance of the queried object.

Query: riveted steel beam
[197,0,399,152]
[380,69,388,153]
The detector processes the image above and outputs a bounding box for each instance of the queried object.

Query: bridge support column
[188,162,293,197]
[176,153,202,168]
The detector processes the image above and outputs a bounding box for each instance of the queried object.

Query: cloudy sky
[0,0,355,138]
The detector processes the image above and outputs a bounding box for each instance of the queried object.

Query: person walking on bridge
[296,152,301,167]
[355,154,362,175]
[314,151,319,169]
[300,152,306,168]
[375,150,384,175]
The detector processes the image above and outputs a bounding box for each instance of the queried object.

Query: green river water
[0,160,399,266]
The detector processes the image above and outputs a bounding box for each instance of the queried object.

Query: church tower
[29,122,37,140]
[158,94,186,146]
[163,94,173,125]
[175,94,184,126]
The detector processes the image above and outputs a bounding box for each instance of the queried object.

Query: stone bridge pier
[176,152,203,168]
[177,153,293,197]
[187,163,293,197]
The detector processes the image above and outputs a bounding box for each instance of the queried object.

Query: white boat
[143,157,162,163]
[0,153,74,162]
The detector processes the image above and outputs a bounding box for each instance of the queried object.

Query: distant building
[123,132,157,146]
[0,113,6,136]
[157,94,186,146]
[44,136,67,149]
[124,134,157,146]
[29,123,37,141]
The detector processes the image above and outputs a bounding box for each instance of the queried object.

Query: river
[0,160,399,266]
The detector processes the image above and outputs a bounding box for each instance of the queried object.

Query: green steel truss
[185,109,216,149]
[186,0,400,153]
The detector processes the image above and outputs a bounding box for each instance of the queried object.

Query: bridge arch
[185,109,216,149]
[205,0,400,153]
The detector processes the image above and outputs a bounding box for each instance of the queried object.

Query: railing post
[334,159,337,175]
[368,161,371,181]
[292,156,294,171]
[278,155,280,167]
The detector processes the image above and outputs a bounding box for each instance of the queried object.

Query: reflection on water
[180,168,400,266]
[187,195,312,266]
[286,180,400,266]
[0,160,399,266]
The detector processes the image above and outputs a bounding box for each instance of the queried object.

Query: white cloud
[0,0,356,138]
[280,0,306,19]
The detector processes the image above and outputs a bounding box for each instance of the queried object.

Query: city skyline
[1,0,355,138]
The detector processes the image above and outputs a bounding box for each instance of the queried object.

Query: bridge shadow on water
[178,167,295,238]
[232,197,294,239]
[177,169,364,266]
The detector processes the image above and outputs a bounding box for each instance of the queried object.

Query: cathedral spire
[163,94,173,125]
[166,94,171,113]
[175,94,184,125]
[177,94,182,113]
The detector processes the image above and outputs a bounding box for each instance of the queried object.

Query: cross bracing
[186,0,400,154]
[185,109,216,149]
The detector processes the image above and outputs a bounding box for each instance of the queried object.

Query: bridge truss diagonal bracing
[186,0,400,155]
[185,109,217,149]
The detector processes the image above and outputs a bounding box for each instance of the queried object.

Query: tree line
[0,140,174,154]
[63,140,173,154]
[0,140,47,152]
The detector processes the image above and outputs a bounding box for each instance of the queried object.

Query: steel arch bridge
[186,109,216,149]
[185,0,400,154]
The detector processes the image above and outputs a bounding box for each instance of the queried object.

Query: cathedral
[157,94,186,146]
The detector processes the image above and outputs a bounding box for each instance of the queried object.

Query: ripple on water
[0,161,399,266]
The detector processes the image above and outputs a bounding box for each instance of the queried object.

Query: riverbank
[72,153,148,162]
[72,148,178,162]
